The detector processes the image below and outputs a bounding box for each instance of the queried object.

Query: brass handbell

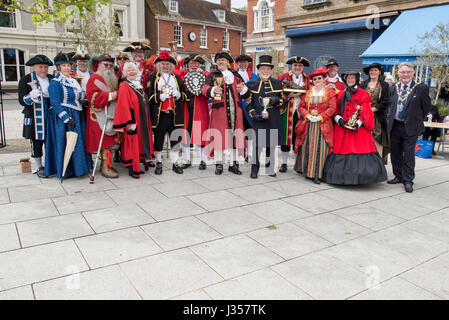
[344,105,361,131]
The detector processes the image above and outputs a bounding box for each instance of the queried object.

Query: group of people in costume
[18,42,431,191]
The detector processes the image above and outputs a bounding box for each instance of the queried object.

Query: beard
[97,68,118,91]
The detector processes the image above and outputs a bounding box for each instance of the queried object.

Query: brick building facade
[145,0,246,71]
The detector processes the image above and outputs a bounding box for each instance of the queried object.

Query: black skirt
[323,152,387,185]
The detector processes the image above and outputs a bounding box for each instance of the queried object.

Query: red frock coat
[175,63,210,146]
[294,87,337,153]
[333,89,377,155]
[202,70,246,157]
[85,74,121,153]
[326,79,346,93]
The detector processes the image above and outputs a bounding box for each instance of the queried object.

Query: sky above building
[206,0,247,9]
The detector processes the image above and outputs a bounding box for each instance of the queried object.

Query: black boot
[215,163,223,175]
[228,162,242,175]
[155,162,163,175]
[279,163,287,172]
[199,161,207,170]
[250,165,258,179]
[172,163,184,174]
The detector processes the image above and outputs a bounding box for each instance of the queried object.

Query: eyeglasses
[101,62,114,68]
[313,77,324,81]
[399,71,413,74]
[117,57,129,61]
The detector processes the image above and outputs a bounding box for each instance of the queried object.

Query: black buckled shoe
[147,161,156,168]
[181,161,191,169]
[228,162,242,175]
[199,161,207,170]
[155,162,163,175]
[313,177,321,184]
[250,171,258,179]
[387,177,402,184]
[37,167,48,178]
[172,163,184,174]
[279,163,287,173]
[215,164,223,175]
[267,172,277,177]
[265,161,270,168]
[404,182,413,193]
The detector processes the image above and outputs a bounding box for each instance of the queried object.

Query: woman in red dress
[323,70,387,185]
[113,62,154,178]
[294,67,337,184]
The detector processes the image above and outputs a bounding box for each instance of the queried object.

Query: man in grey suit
[387,62,432,193]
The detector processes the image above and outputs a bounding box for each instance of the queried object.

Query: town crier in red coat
[85,54,121,178]
[174,53,210,170]
[119,41,154,88]
[278,56,312,173]
[202,52,247,176]
[323,70,387,185]
[325,59,346,93]
[113,62,154,179]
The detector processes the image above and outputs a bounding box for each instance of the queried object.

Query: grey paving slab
[0,199,59,225]
[263,178,321,196]
[247,223,333,260]
[332,205,405,231]
[0,188,9,205]
[141,216,221,251]
[321,237,420,281]
[0,240,88,291]
[187,190,250,212]
[60,176,117,195]
[293,213,372,244]
[0,152,30,166]
[364,197,432,220]
[350,277,442,300]
[33,265,141,300]
[75,227,162,269]
[152,180,210,198]
[82,203,155,233]
[149,169,200,183]
[192,175,247,191]
[139,196,206,221]
[105,185,165,205]
[52,191,116,215]
[365,225,449,263]
[402,211,449,243]
[272,252,368,300]
[108,171,162,188]
[1,165,21,176]
[204,268,312,300]
[170,289,211,300]
[0,167,3,176]
[283,192,347,214]
[0,286,34,300]
[393,190,449,211]
[400,252,449,299]
[197,207,271,236]
[17,214,94,248]
[0,224,20,253]
[8,183,66,203]
[228,184,286,203]
[119,248,223,299]
[317,188,381,207]
[190,235,284,279]
[243,199,312,225]
[0,175,41,188]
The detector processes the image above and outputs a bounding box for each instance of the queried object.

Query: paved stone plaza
[0,99,449,300]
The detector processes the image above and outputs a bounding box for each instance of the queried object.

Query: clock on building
[188,32,197,41]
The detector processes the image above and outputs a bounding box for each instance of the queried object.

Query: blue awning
[361,4,449,65]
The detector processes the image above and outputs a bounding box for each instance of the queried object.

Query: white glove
[173,89,181,100]
[306,115,321,122]
[160,93,170,102]
[128,124,137,131]
[29,89,41,102]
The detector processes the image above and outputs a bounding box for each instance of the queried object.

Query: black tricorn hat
[72,45,91,61]
[286,56,311,67]
[25,54,53,67]
[124,41,152,52]
[363,62,384,76]
[235,54,252,63]
[341,70,361,85]
[326,58,339,67]
[257,55,274,69]
[215,52,234,64]
[92,54,115,64]
[53,52,74,66]
[184,53,205,66]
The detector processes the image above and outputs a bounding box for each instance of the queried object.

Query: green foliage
[435,100,449,119]
[416,21,449,101]
[4,0,111,25]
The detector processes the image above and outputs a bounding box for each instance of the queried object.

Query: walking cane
[90,106,109,184]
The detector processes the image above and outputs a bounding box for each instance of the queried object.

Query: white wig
[122,61,139,79]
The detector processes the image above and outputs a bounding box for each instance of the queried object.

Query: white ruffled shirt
[292,73,304,87]
[238,69,249,83]
[60,73,82,94]
[128,78,143,90]
[36,75,50,97]
[326,74,342,83]
[76,69,91,91]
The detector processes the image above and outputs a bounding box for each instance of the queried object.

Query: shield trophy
[185,71,206,96]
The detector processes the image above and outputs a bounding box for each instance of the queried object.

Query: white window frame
[200,26,208,49]
[253,0,274,33]
[222,30,229,51]
[174,24,183,47]
[0,3,20,30]
[0,48,25,84]
[213,10,226,22]
[112,4,128,39]
[168,0,179,14]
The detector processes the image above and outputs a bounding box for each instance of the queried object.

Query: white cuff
[357,119,363,127]
[239,85,248,96]
[108,93,113,102]
[334,115,343,123]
